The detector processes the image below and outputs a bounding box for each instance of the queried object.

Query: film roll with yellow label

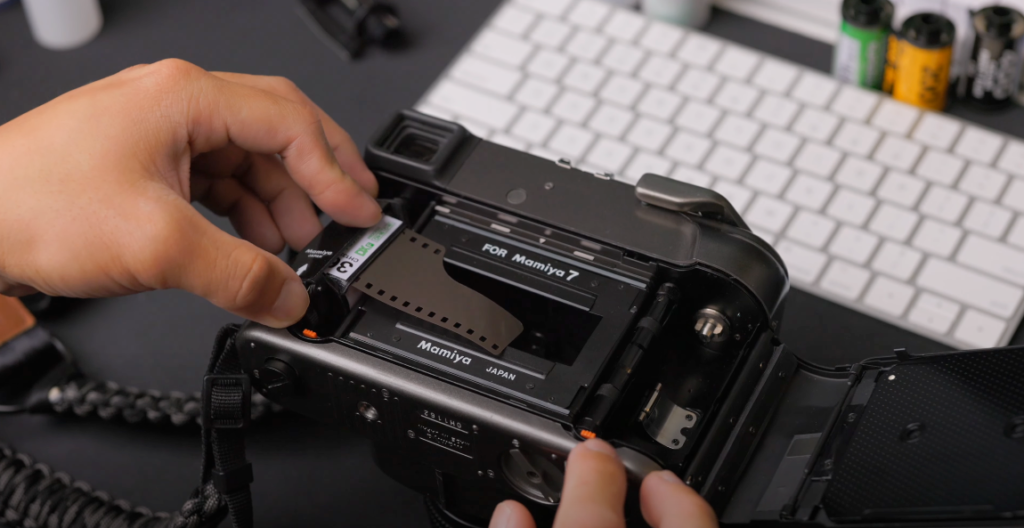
[889,13,956,110]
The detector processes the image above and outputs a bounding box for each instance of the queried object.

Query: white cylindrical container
[641,0,713,28]
[22,0,103,51]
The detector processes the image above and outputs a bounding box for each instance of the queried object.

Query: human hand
[0,59,381,327]
[488,439,718,528]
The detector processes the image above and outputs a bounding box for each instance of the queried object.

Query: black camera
[237,110,1024,527]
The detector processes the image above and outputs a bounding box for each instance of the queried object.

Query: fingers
[640,471,719,528]
[553,439,628,528]
[207,71,379,197]
[195,177,286,254]
[488,501,536,528]
[0,278,38,297]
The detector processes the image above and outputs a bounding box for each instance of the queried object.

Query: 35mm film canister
[888,13,956,110]
[965,6,1024,109]
[834,0,894,89]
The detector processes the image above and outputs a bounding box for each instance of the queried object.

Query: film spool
[888,13,956,111]
[965,6,1024,109]
[833,0,894,90]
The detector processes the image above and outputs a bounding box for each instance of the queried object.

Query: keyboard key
[713,180,755,212]
[492,5,536,36]
[834,157,884,192]
[585,137,634,173]
[911,113,962,150]
[703,144,753,180]
[957,234,1024,287]
[868,203,920,242]
[908,292,961,334]
[744,159,793,195]
[752,94,800,128]
[670,165,713,187]
[996,139,1024,178]
[914,149,965,186]
[514,0,572,16]
[601,42,646,74]
[550,91,596,123]
[919,186,970,223]
[513,78,559,109]
[712,81,761,114]
[429,80,520,129]
[453,55,523,96]
[820,260,872,299]
[1008,217,1024,249]
[958,164,1008,201]
[787,210,836,248]
[826,188,876,226]
[828,225,880,265]
[564,63,608,94]
[863,276,916,317]
[793,142,843,178]
[1003,180,1024,213]
[751,59,799,93]
[792,108,841,141]
[625,151,673,181]
[637,87,683,120]
[676,33,723,67]
[776,239,829,283]
[473,31,535,67]
[676,68,722,100]
[637,55,683,87]
[745,195,795,233]
[785,174,835,211]
[587,103,635,137]
[526,49,571,80]
[870,99,920,135]
[664,130,713,166]
[916,258,1023,318]
[675,100,722,134]
[567,0,612,29]
[911,218,963,258]
[599,75,645,106]
[713,114,762,149]
[790,72,839,107]
[753,128,802,163]
[829,85,879,122]
[873,135,923,171]
[565,30,610,61]
[962,201,1013,239]
[953,126,1005,164]
[490,133,527,150]
[528,18,573,48]
[602,9,647,42]
[871,241,923,281]
[831,121,881,157]
[876,171,927,208]
[548,123,596,159]
[638,20,685,54]
[713,46,761,80]
[953,309,1006,348]
[625,117,673,151]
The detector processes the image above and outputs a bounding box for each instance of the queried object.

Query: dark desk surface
[1,1,1022,526]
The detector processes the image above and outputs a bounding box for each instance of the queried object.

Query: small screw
[748,426,757,434]
[685,414,694,422]
[392,335,401,342]
[590,279,599,287]
[472,425,480,433]
[461,235,470,242]
[367,332,374,338]
[847,413,857,422]
[381,389,390,398]
[544,182,554,190]
[618,284,624,290]
[487,470,495,478]
[823,459,833,470]
[549,396,556,401]
[512,439,520,447]
[672,439,680,446]
[407,430,415,439]
[734,334,742,341]
[526,383,535,390]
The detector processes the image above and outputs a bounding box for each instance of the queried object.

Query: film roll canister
[640,0,713,29]
[888,13,956,111]
[833,0,894,90]
[965,6,1024,109]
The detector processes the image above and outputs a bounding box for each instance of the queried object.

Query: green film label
[834,21,889,90]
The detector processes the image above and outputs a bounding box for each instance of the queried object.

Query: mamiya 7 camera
[238,111,1024,527]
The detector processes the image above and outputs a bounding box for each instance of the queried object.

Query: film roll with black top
[964,6,1024,108]
[2,110,1023,528]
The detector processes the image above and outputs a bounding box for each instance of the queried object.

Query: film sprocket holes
[238,111,1024,528]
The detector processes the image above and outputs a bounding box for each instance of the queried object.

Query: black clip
[202,374,252,430]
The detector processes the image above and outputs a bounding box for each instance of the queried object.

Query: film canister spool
[834,0,894,90]
[965,6,1024,109]
[888,12,956,111]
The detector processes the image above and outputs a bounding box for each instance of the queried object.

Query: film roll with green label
[833,0,894,90]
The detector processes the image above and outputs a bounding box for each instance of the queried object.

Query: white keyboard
[416,0,1024,350]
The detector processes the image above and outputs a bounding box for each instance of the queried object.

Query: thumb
[640,471,718,528]
[160,207,308,328]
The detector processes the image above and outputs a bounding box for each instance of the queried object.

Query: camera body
[237,111,1024,527]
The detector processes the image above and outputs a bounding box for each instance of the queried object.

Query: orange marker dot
[302,329,318,339]
[579,430,596,440]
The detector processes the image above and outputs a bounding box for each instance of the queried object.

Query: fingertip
[489,500,535,528]
[263,276,309,328]
[575,438,619,459]
[640,471,718,528]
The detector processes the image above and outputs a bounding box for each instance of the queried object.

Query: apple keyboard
[415,0,1024,350]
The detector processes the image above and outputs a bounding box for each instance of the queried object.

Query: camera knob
[254,358,298,399]
[500,448,565,504]
[296,278,349,338]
